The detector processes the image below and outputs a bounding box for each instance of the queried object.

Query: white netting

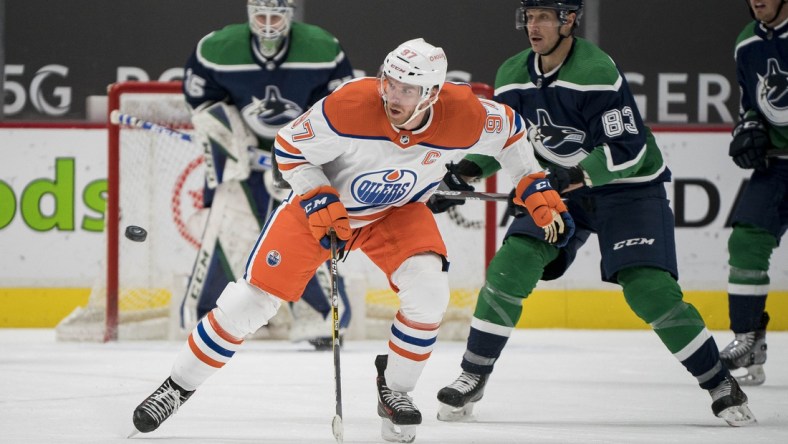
[56,82,491,342]
[57,85,203,341]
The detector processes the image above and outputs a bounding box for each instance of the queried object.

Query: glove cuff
[455,159,483,178]
[301,185,339,200]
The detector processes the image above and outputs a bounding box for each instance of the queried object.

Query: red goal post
[56,80,500,342]
[105,81,187,341]
[55,81,200,342]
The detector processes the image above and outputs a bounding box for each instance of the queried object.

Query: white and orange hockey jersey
[274,77,541,228]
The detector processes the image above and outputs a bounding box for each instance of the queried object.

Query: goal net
[55,81,497,342]
[56,81,202,341]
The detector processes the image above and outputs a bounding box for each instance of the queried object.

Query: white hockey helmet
[380,38,447,104]
[248,0,294,57]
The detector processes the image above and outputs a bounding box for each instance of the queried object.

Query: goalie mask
[248,0,294,58]
[378,38,448,128]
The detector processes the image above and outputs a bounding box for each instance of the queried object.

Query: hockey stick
[109,110,273,170]
[328,229,344,444]
[767,149,786,159]
[110,109,193,143]
[432,189,509,201]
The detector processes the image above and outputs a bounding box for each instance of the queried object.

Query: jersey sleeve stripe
[276,161,308,171]
[275,135,304,156]
[504,130,525,148]
[274,147,305,161]
[509,108,522,133]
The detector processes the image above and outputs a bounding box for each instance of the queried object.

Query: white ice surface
[1,328,786,444]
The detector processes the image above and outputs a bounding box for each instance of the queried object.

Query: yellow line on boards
[0,288,785,330]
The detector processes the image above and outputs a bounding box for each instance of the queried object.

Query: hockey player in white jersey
[179,0,355,349]
[132,38,573,443]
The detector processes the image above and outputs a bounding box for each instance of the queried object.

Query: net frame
[61,80,499,342]
[105,81,190,341]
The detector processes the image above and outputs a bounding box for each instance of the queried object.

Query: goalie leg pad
[192,101,258,186]
[180,181,267,332]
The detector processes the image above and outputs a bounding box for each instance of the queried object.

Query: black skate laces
[140,382,186,423]
[447,372,481,394]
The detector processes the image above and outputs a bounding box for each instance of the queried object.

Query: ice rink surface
[1,328,786,444]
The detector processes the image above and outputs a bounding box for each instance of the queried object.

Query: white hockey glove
[192,102,258,188]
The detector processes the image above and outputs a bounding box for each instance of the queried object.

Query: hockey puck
[125,225,148,242]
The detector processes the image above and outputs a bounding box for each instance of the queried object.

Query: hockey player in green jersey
[432,0,756,427]
[178,0,355,350]
[719,0,788,387]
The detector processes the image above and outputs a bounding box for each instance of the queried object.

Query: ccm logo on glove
[300,185,352,250]
[513,172,567,227]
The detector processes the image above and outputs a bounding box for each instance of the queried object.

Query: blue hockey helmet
[516,0,584,30]
[247,0,294,57]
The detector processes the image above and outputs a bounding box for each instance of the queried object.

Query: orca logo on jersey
[350,169,416,206]
[756,58,788,125]
[526,109,587,165]
[243,85,303,139]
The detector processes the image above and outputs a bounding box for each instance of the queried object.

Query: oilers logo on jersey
[757,58,788,125]
[266,250,282,267]
[350,169,416,207]
[243,85,304,138]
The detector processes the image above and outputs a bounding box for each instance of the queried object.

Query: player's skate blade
[436,371,488,422]
[437,401,476,421]
[381,418,417,443]
[716,403,757,427]
[710,375,757,427]
[732,364,765,386]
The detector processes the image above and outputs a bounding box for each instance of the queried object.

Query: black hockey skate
[375,354,421,443]
[720,312,769,386]
[436,371,489,421]
[709,375,757,426]
[131,377,194,435]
